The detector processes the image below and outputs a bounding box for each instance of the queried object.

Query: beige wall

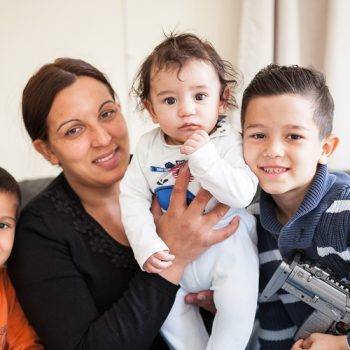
[0,0,241,180]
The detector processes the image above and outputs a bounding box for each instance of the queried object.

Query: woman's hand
[151,163,240,284]
[185,290,216,314]
[291,334,348,350]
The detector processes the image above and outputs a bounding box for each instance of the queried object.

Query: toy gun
[260,253,350,340]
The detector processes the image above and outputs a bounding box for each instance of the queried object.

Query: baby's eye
[64,127,83,137]
[287,134,302,140]
[195,93,206,101]
[0,222,9,230]
[164,97,176,105]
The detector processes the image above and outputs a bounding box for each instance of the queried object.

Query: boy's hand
[180,130,210,155]
[143,250,175,273]
[291,333,348,350]
[185,290,216,314]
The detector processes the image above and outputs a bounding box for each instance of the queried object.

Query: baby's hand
[180,130,210,155]
[143,250,175,273]
[291,333,348,350]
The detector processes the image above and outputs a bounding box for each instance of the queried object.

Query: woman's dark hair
[132,32,241,111]
[0,167,21,208]
[22,58,117,141]
[241,64,334,139]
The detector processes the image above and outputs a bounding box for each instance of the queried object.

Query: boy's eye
[287,134,302,140]
[251,133,265,139]
[195,93,206,101]
[0,222,10,230]
[164,97,176,105]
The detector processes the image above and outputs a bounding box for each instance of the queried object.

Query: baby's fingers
[154,250,175,261]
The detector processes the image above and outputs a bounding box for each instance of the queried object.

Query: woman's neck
[66,177,129,246]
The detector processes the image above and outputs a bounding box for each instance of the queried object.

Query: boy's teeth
[264,167,286,174]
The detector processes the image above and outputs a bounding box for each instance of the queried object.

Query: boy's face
[145,59,226,145]
[0,192,17,265]
[243,94,335,204]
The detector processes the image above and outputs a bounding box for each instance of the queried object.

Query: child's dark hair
[132,32,241,111]
[241,64,334,139]
[0,167,21,209]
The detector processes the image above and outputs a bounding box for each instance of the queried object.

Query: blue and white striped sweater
[250,165,350,349]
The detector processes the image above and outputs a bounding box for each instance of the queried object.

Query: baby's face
[0,192,17,265]
[146,59,226,145]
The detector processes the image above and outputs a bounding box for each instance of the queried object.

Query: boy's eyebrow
[0,216,16,223]
[244,124,310,131]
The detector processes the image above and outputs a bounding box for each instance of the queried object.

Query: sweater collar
[260,164,336,235]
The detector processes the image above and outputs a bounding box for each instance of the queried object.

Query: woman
[7,58,238,350]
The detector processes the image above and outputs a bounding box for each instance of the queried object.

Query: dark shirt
[8,173,178,350]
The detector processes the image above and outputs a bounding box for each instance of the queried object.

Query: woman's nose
[263,139,285,158]
[91,125,112,147]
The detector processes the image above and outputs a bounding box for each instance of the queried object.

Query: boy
[120,33,259,349]
[242,64,350,350]
[0,167,43,349]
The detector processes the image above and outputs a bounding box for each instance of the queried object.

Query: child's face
[145,59,226,145]
[243,94,335,203]
[0,192,17,265]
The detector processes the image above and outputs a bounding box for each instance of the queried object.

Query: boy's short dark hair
[132,32,241,111]
[0,167,21,209]
[241,64,334,139]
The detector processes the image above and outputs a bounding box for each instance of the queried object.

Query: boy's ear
[33,139,59,165]
[318,134,340,164]
[143,100,159,124]
[219,87,230,114]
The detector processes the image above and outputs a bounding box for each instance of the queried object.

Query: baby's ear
[33,139,59,165]
[318,134,340,164]
[143,100,159,124]
[219,87,230,114]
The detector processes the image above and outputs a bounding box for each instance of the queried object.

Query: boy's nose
[263,139,284,158]
[91,125,112,147]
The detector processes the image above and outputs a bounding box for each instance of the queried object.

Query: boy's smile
[243,94,335,218]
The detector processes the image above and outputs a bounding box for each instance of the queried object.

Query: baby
[120,33,259,349]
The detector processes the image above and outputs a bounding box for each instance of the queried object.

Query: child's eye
[164,97,176,105]
[287,134,302,140]
[0,222,10,230]
[251,133,265,139]
[195,93,206,101]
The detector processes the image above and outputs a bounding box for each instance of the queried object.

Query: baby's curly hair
[132,32,241,111]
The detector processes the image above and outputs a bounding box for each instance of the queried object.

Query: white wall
[0,0,241,181]
[1,0,349,182]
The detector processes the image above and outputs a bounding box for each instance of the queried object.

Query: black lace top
[8,173,178,350]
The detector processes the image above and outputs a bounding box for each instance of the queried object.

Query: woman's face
[35,76,129,189]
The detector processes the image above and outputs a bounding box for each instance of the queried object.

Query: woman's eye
[100,110,115,120]
[0,222,9,230]
[195,93,206,101]
[64,127,82,137]
[164,97,176,105]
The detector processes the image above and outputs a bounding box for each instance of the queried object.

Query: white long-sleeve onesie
[120,119,259,349]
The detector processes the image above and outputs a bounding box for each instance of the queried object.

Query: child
[0,167,43,349]
[241,64,350,350]
[120,33,259,349]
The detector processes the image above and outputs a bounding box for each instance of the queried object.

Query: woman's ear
[318,134,340,164]
[33,139,59,165]
[143,100,159,124]
[219,87,230,114]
